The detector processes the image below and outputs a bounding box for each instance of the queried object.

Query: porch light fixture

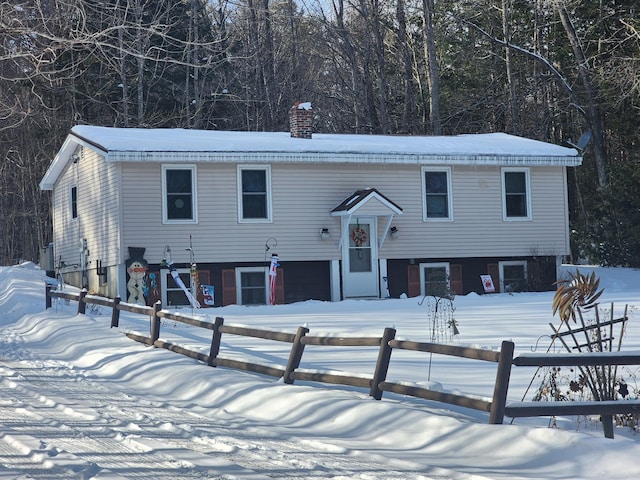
[390,226,399,239]
[320,228,330,240]
[160,245,171,268]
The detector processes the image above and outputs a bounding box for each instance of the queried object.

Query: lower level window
[236,267,267,305]
[161,268,192,307]
[499,261,527,292]
[420,262,451,297]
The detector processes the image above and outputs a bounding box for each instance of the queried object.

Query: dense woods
[1,0,639,268]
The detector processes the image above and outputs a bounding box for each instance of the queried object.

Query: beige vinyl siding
[53,148,121,273]
[118,161,570,264]
[81,150,121,265]
[120,162,241,260]
[434,165,570,257]
[52,162,81,270]
[392,165,569,258]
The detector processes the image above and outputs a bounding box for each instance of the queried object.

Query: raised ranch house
[40,105,582,307]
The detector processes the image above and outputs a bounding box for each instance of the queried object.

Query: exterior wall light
[390,226,399,239]
[320,228,330,240]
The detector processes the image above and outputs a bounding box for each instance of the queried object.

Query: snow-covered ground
[1,263,640,479]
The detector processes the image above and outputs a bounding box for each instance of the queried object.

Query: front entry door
[342,217,379,298]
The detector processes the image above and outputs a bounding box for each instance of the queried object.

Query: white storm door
[342,217,379,298]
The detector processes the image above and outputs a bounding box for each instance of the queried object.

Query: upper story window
[70,185,78,219]
[502,168,531,220]
[162,165,197,224]
[422,167,452,221]
[238,165,272,222]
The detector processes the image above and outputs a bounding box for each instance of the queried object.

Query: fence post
[370,327,396,400]
[489,340,515,424]
[45,284,52,309]
[110,296,121,328]
[208,317,225,366]
[283,325,309,384]
[150,301,162,344]
[602,415,614,439]
[78,289,88,314]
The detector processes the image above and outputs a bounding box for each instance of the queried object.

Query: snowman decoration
[126,259,148,305]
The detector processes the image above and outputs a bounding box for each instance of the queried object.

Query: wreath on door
[351,226,368,247]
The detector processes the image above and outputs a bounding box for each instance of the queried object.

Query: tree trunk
[370,0,389,134]
[135,0,145,126]
[246,0,263,129]
[332,0,364,132]
[555,2,608,188]
[358,0,387,133]
[422,0,441,134]
[502,0,519,133]
[117,20,129,127]
[396,0,417,133]
[262,0,276,129]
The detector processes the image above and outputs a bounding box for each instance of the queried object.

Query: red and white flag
[268,254,279,305]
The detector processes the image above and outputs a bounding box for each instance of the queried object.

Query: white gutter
[106,151,582,167]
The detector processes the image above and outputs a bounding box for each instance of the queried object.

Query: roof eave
[106,151,583,167]
[39,136,76,191]
[40,133,109,191]
[331,189,404,216]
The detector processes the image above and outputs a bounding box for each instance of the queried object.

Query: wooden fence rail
[505,350,640,438]
[46,286,640,437]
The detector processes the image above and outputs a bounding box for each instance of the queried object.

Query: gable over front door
[331,188,403,300]
[342,216,379,298]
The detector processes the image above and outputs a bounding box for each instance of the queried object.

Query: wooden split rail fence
[46,286,640,437]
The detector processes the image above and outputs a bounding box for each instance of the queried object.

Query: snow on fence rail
[45,286,640,437]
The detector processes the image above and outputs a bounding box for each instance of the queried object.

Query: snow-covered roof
[40,125,581,190]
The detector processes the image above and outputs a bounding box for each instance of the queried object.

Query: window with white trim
[422,167,452,220]
[70,185,78,220]
[419,262,451,297]
[238,165,272,222]
[499,260,527,292]
[161,268,193,307]
[236,267,268,305]
[162,165,197,223]
[502,168,531,220]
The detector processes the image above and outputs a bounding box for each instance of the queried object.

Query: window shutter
[221,269,236,306]
[450,264,463,295]
[487,264,500,293]
[407,264,421,297]
[275,269,285,305]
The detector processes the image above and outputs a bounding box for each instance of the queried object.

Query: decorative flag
[268,254,279,305]
[201,285,215,306]
[480,274,495,293]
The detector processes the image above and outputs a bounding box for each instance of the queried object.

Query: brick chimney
[289,102,313,139]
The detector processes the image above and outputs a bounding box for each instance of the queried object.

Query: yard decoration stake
[552,269,604,323]
[187,235,199,312]
[268,254,279,305]
[547,270,632,438]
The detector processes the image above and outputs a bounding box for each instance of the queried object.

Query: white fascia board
[107,151,583,167]
[39,136,77,190]
[330,191,403,216]
[40,134,110,191]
